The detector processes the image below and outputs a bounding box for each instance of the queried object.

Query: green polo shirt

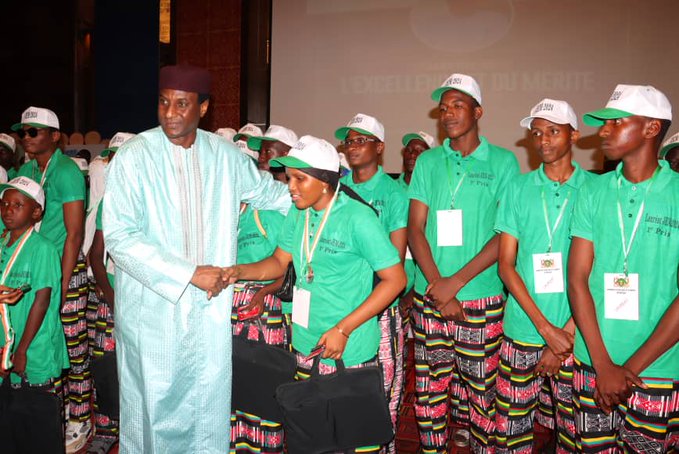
[7,167,17,181]
[570,160,679,379]
[495,162,597,344]
[396,173,416,294]
[95,201,115,287]
[0,231,69,384]
[278,192,401,366]
[17,149,86,254]
[341,166,408,305]
[408,136,519,299]
[396,173,409,192]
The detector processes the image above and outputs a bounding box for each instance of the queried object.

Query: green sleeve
[53,162,86,204]
[352,206,401,272]
[386,186,409,233]
[570,180,594,241]
[261,210,285,250]
[494,178,520,239]
[277,208,300,253]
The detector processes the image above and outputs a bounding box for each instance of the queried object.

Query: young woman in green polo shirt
[225,135,405,453]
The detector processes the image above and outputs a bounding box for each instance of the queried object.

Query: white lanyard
[301,187,339,283]
[0,228,34,370]
[616,168,658,275]
[445,155,469,209]
[541,189,570,253]
[32,154,55,188]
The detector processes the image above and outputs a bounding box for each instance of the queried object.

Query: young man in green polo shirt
[0,176,69,452]
[408,73,519,453]
[248,125,298,183]
[495,99,596,452]
[12,106,90,451]
[336,113,408,454]
[569,84,679,452]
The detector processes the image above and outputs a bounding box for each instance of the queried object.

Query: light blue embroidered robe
[103,127,290,453]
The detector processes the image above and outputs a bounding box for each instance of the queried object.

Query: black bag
[0,375,65,453]
[232,321,297,423]
[275,358,393,454]
[90,351,119,419]
[273,262,296,302]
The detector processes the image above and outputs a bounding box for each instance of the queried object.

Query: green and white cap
[0,176,45,209]
[11,106,60,131]
[660,132,679,158]
[215,127,237,142]
[431,73,482,105]
[270,135,340,172]
[401,131,436,148]
[334,113,385,142]
[0,134,16,152]
[71,157,89,175]
[235,140,258,161]
[102,132,136,157]
[247,125,298,151]
[583,84,672,127]
[233,123,263,142]
[520,98,578,130]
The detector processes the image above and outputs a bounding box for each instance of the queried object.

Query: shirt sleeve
[570,180,594,241]
[261,210,285,250]
[277,208,300,254]
[239,156,291,216]
[53,161,86,204]
[494,179,520,239]
[386,185,409,233]
[407,153,431,206]
[352,206,401,272]
[495,151,520,202]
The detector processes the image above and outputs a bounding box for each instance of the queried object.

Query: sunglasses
[17,127,47,139]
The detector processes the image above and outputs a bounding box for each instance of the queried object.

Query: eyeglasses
[16,127,46,139]
[342,137,380,148]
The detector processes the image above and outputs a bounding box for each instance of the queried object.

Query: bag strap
[310,356,346,376]
[253,210,268,239]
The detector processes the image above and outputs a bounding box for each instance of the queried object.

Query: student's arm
[624,295,679,378]
[498,232,573,357]
[319,263,406,360]
[241,276,284,314]
[407,200,440,285]
[224,248,292,284]
[89,230,114,310]
[12,288,51,376]
[61,200,84,302]
[568,237,645,414]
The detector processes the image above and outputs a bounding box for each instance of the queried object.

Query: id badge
[292,286,311,328]
[604,273,639,321]
[532,252,564,294]
[437,209,463,247]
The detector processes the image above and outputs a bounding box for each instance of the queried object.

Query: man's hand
[439,297,467,322]
[426,275,464,311]
[535,348,561,377]
[11,350,27,376]
[594,361,646,414]
[539,324,574,360]
[0,285,23,305]
[191,266,228,299]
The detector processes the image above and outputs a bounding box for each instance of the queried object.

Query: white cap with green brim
[248,125,298,151]
[520,98,578,130]
[431,73,482,105]
[233,123,263,142]
[402,131,436,148]
[102,132,136,157]
[235,140,258,161]
[215,127,237,142]
[334,113,385,142]
[0,134,16,152]
[11,106,60,131]
[270,135,340,172]
[0,176,45,209]
[660,132,679,158]
[583,84,672,127]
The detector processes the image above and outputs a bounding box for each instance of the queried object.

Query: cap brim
[431,87,478,104]
[247,135,283,151]
[10,122,54,132]
[233,133,251,142]
[0,185,42,209]
[100,147,118,157]
[270,156,312,169]
[402,133,427,147]
[582,108,634,127]
[334,126,376,141]
[519,115,575,130]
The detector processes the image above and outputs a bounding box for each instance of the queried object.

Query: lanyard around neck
[33,154,55,187]
[301,187,339,277]
[541,189,570,253]
[445,154,470,209]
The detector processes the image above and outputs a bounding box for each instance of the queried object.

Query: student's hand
[0,286,23,305]
[539,324,574,359]
[426,275,464,310]
[439,298,467,322]
[240,287,267,317]
[535,348,561,377]
[11,350,27,376]
[398,289,415,321]
[317,327,349,360]
[594,361,646,414]
[221,266,242,285]
[191,265,228,299]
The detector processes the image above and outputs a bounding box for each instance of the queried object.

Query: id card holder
[604,273,639,321]
[532,252,564,294]
[292,286,311,328]
[437,209,463,247]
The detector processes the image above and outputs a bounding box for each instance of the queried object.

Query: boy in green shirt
[408,73,519,453]
[569,84,679,452]
[495,99,595,452]
[12,106,90,450]
[0,176,69,452]
[337,113,408,454]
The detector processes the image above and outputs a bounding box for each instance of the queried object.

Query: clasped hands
[425,275,466,322]
[191,265,244,299]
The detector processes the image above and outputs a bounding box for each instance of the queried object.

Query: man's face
[258,140,290,171]
[0,189,41,230]
[19,126,59,156]
[403,139,427,173]
[665,147,679,173]
[158,89,208,148]
[598,116,648,161]
[530,119,579,165]
[0,145,14,169]
[438,90,482,141]
[344,129,383,169]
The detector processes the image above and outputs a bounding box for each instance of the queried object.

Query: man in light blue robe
[103,65,290,453]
